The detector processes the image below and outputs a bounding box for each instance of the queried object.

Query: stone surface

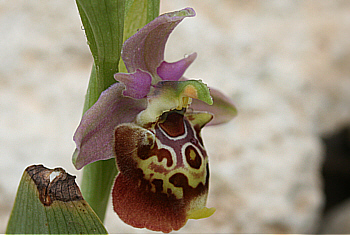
[1,0,350,233]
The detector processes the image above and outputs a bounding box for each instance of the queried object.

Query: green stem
[81,159,117,222]
[80,63,118,221]
[76,0,159,223]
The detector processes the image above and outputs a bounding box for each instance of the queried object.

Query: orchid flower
[72,8,237,233]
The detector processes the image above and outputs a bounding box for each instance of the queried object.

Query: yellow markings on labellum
[124,107,210,207]
[133,139,208,200]
[135,158,208,199]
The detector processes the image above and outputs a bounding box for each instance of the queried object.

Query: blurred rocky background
[1,0,349,233]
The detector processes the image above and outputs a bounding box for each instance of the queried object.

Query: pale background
[1,0,350,233]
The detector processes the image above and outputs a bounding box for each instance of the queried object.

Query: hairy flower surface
[73,8,237,233]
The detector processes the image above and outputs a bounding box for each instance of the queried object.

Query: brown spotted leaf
[6,165,107,234]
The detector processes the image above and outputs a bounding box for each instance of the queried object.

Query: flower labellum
[73,7,237,233]
[113,82,215,232]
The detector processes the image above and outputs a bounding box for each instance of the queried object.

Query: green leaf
[146,0,160,24]
[76,0,125,65]
[6,165,107,234]
[76,0,126,96]
[124,0,159,42]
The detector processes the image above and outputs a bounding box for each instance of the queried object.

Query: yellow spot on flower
[189,149,196,161]
[183,85,198,99]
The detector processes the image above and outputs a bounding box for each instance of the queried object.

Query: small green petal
[185,112,213,129]
[136,80,212,126]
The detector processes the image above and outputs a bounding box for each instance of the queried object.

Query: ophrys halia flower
[73,7,237,233]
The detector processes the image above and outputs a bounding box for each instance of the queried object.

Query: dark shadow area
[321,126,350,213]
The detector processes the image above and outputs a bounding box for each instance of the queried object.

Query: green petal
[136,80,212,126]
[185,111,213,129]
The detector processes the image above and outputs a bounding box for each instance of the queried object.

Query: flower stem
[81,159,117,222]
[76,0,159,223]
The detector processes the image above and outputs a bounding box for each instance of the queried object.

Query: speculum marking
[185,145,202,169]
